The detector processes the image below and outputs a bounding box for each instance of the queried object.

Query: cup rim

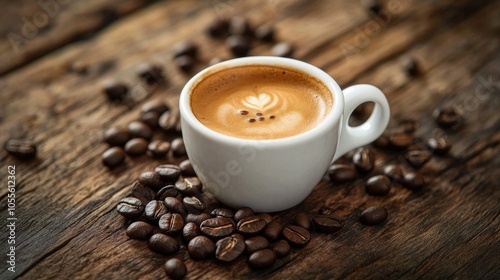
[179,56,344,146]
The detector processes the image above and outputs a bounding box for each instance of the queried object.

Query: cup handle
[332,84,390,162]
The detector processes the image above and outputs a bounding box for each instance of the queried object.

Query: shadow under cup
[179,56,345,212]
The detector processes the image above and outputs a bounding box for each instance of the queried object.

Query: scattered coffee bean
[272,240,291,258]
[362,0,382,14]
[188,236,216,260]
[117,197,144,219]
[388,132,414,148]
[245,236,269,254]
[164,197,186,215]
[130,181,156,204]
[158,111,178,132]
[254,25,275,42]
[124,138,148,156]
[353,147,375,172]
[226,35,251,57]
[179,159,196,177]
[312,215,343,233]
[402,171,425,190]
[373,133,390,149]
[164,258,187,280]
[144,200,168,222]
[171,138,186,157]
[427,136,452,155]
[173,41,198,58]
[5,139,37,159]
[140,111,160,129]
[237,216,267,236]
[155,164,182,182]
[155,185,178,201]
[283,225,311,247]
[383,164,404,182]
[404,150,431,168]
[141,99,170,115]
[272,42,294,57]
[175,55,196,73]
[186,213,211,226]
[149,233,180,255]
[257,213,273,224]
[126,221,154,240]
[397,118,419,133]
[215,235,245,262]
[138,171,163,190]
[263,221,283,242]
[433,107,463,129]
[137,63,165,85]
[159,213,185,236]
[104,127,130,146]
[182,222,201,242]
[200,217,235,238]
[234,207,255,222]
[206,17,229,38]
[147,140,170,158]
[328,164,357,184]
[211,208,235,218]
[183,197,206,213]
[102,79,128,101]
[175,178,200,197]
[229,16,253,36]
[249,249,276,270]
[400,56,419,76]
[360,206,388,226]
[365,175,391,196]
[102,146,126,168]
[128,121,153,140]
[293,213,312,230]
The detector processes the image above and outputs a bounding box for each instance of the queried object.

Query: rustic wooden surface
[1,0,499,279]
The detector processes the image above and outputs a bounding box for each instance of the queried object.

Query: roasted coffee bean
[272,42,294,57]
[360,206,388,226]
[365,175,391,196]
[328,164,357,184]
[164,258,187,280]
[159,213,184,235]
[318,207,335,215]
[147,140,170,158]
[126,221,154,240]
[272,240,291,258]
[383,164,404,182]
[353,148,375,172]
[433,107,463,129]
[117,197,144,219]
[373,133,390,149]
[237,216,267,236]
[226,35,251,57]
[234,207,255,222]
[171,138,186,157]
[173,41,198,58]
[215,235,245,262]
[263,221,283,242]
[229,16,253,36]
[149,233,179,255]
[137,63,165,85]
[175,55,196,73]
[130,181,155,204]
[141,99,169,114]
[312,215,343,233]
[211,208,235,218]
[175,179,199,197]
[293,213,311,230]
[164,197,186,215]
[124,138,148,156]
[186,213,211,226]
[397,118,419,133]
[427,136,452,155]
[155,185,178,201]
[232,233,245,240]
[155,164,182,182]
[179,159,196,177]
[402,171,425,190]
[200,217,235,238]
[5,139,37,159]
[182,222,201,242]
[245,236,269,254]
[102,147,125,168]
[249,249,276,270]
[254,25,274,42]
[138,171,163,190]
[388,132,414,148]
[140,111,160,128]
[185,177,203,191]
[206,17,229,38]
[183,197,206,213]
[257,213,273,224]
[158,111,178,132]
[283,225,311,247]
[104,127,130,146]
[188,236,216,260]
[144,200,168,222]
[362,0,381,15]
[400,56,419,76]
[127,121,153,140]
[404,150,431,168]
[102,79,128,101]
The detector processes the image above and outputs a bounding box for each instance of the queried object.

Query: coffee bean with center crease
[186,213,211,226]
[388,132,414,148]
[102,79,128,101]
[147,140,170,158]
[360,206,388,226]
[102,147,126,168]
[164,197,186,215]
[237,216,267,236]
[226,35,251,57]
[215,235,245,262]
[149,233,179,255]
[126,221,154,240]
[130,181,155,204]
[263,221,283,242]
[140,111,160,128]
[383,164,404,182]
[200,217,235,238]
[176,177,202,196]
[402,171,425,190]
[117,197,144,219]
[404,150,431,168]
[155,164,182,182]
[283,225,311,247]
[427,136,452,155]
[312,215,343,233]
[211,208,235,218]
[144,200,168,222]
[258,213,273,224]
[164,258,187,280]
[433,107,463,129]
[182,222,201,242]
[234,207,254,222]
[245,236,269,254]
[179,159,196,177]
[249,249,276,270]
[158,111,178,132]
[188,236,216,260]
[293,213,312,230]
[171,138,186,157]
[328,164,357,184]
[104,127,130,146]
[159,213,185,235]
[5,139,37,159]
[155,185,178,201]
[138,171,164,190]
[124,138,148,157]
[272,240,291,258]
[365,175,391,196]
[128,121,153,140]
[183,197,206,213]
[353,148,375,172]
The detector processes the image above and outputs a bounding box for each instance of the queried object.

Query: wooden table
[1,0,499,279]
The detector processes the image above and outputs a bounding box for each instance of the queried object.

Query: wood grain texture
[0,0,499,279]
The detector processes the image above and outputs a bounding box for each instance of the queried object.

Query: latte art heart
[240,92,281,111]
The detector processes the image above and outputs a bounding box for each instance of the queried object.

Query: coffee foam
[191,65,333,140]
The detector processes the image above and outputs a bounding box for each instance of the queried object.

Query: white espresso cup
[179,57,390,212]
